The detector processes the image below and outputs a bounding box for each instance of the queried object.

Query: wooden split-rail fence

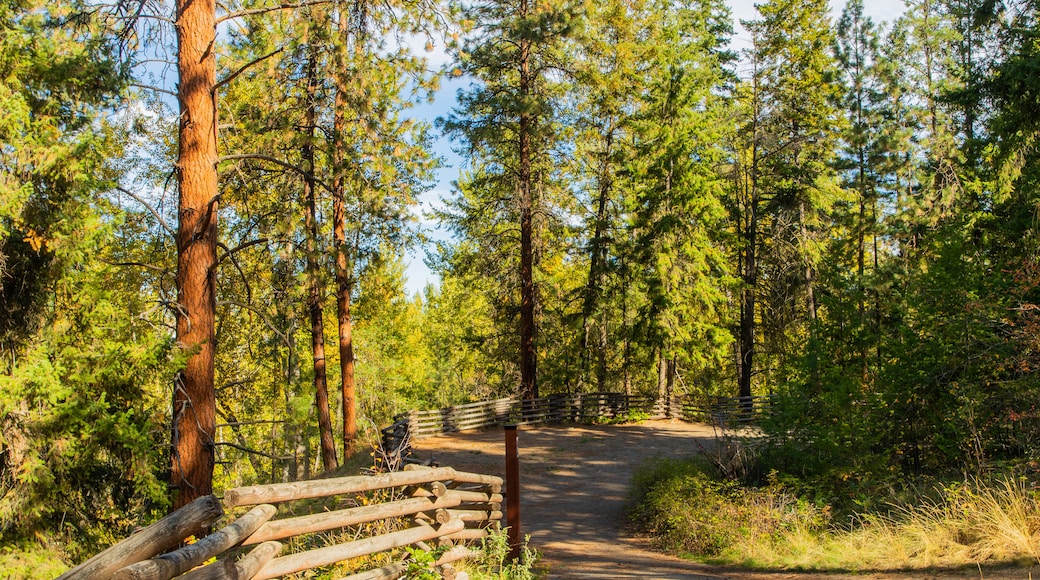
[58,465,503,580]
[380,392,775,466]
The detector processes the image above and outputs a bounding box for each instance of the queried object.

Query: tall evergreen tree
[627,0,734,401]
[442,0,578,398]
[736,0,844,393]
[0,0,171,549]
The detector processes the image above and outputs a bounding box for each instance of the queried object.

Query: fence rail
[380,393,774,466]
[59,465,503,580]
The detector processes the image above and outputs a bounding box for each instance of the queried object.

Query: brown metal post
[504,424,521,562]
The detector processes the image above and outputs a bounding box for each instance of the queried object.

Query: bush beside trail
[628,457,1040,573]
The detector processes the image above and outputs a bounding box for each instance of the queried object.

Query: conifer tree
[0,0,171,546]
[442,0,578,399]
[170,0,220,510]
[736,0,844,392]
[568,0,645,392]
[627,0,734,400]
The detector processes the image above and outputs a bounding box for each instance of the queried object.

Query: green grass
[628,458,1040,572]
[0,538,71,578]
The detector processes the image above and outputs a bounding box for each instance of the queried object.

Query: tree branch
[214,48,284,93]
[218,238,269,264]
[217,299,289,346]
[216,0,334,24]
[131,58,176,68]
[130,82,178,98]
[217,240,254,303]
[213,441,289,461]
[116,186,176,236]
[218,154,331,192]
[104,260,172,274]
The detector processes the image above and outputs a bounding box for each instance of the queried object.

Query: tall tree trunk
[517,0,538,400]
[656,351,674,404]
[596,310,608,392]
[621,257,632,397]
[738,215,756,401]
[737,141,758,400]
[579,127,614,392]
[737,35,761,402]
[799,201,817,323]
[332,0,362,460]
[857,117,868,379]
[172,0,218,511]
[304,44,338,472]
[657,348,667,400]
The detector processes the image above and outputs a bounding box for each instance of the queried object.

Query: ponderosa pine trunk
[304,44,338,472]
[333,3,361,459]
[172,0,218,511]
[517,0,538,400]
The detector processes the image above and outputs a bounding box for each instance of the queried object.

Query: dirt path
[409,420,1034,580]
[409,420,728,578]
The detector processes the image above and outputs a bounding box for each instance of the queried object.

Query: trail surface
[410,420,1033,580]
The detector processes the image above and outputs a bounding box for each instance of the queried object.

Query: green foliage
[632,471,1040,571]
[7,0,1040,564]
[0,0,174,561]
[405,545,449,579]
[0,538,69,578]
[628,458,829,558]
[625,0,736,380]
[467,527,539,580]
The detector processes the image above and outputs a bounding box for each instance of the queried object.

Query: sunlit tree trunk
[172,0,218,510]
[333,1,361,459]
[303,43,338,471]
[518,0,538,400]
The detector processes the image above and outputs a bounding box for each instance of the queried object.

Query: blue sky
[401,0,909,296]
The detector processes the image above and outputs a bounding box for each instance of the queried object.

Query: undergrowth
[628,456,1040,572]
[462,528,540,579]
[590,411,651,425]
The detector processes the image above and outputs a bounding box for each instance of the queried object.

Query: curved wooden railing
[59,466,503,580]
[379,393,774,467]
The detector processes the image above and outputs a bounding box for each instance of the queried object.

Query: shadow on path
[412,420,1038,580]
[412,420,729,579]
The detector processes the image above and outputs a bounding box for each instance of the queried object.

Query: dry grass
[727,477,1040,572]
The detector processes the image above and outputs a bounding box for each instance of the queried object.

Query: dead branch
[116,187,176,236]
[216,0,334,24]
[218,154,331,192]
[214,48,284,93]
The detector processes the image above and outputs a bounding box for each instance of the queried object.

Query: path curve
[409,420,1030,580]
[410,420,728,578]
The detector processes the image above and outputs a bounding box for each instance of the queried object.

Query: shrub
[628,458,828,558]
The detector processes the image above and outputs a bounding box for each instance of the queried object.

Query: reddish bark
[517,0,538,400]
[332,5,360,459]
[172,0,218,510]
[304,44,338,472]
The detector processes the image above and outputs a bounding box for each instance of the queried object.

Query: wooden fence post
[504,424,521,562]
[56,495,224,580]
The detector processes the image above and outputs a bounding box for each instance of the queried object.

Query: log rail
[58,465,502,580]
[380,393,774,466]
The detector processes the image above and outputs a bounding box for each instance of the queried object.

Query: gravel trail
[409,420,1034,580]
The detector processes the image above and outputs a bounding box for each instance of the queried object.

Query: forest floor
[409,420,1037,580]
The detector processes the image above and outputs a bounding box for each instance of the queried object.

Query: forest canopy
[3,0,1040,570]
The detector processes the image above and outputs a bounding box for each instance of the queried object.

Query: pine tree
[170,0,220,510]
[737,0,844,392]
[0,0,171,549]
[626,0,735,400]
[442,0,578,399]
